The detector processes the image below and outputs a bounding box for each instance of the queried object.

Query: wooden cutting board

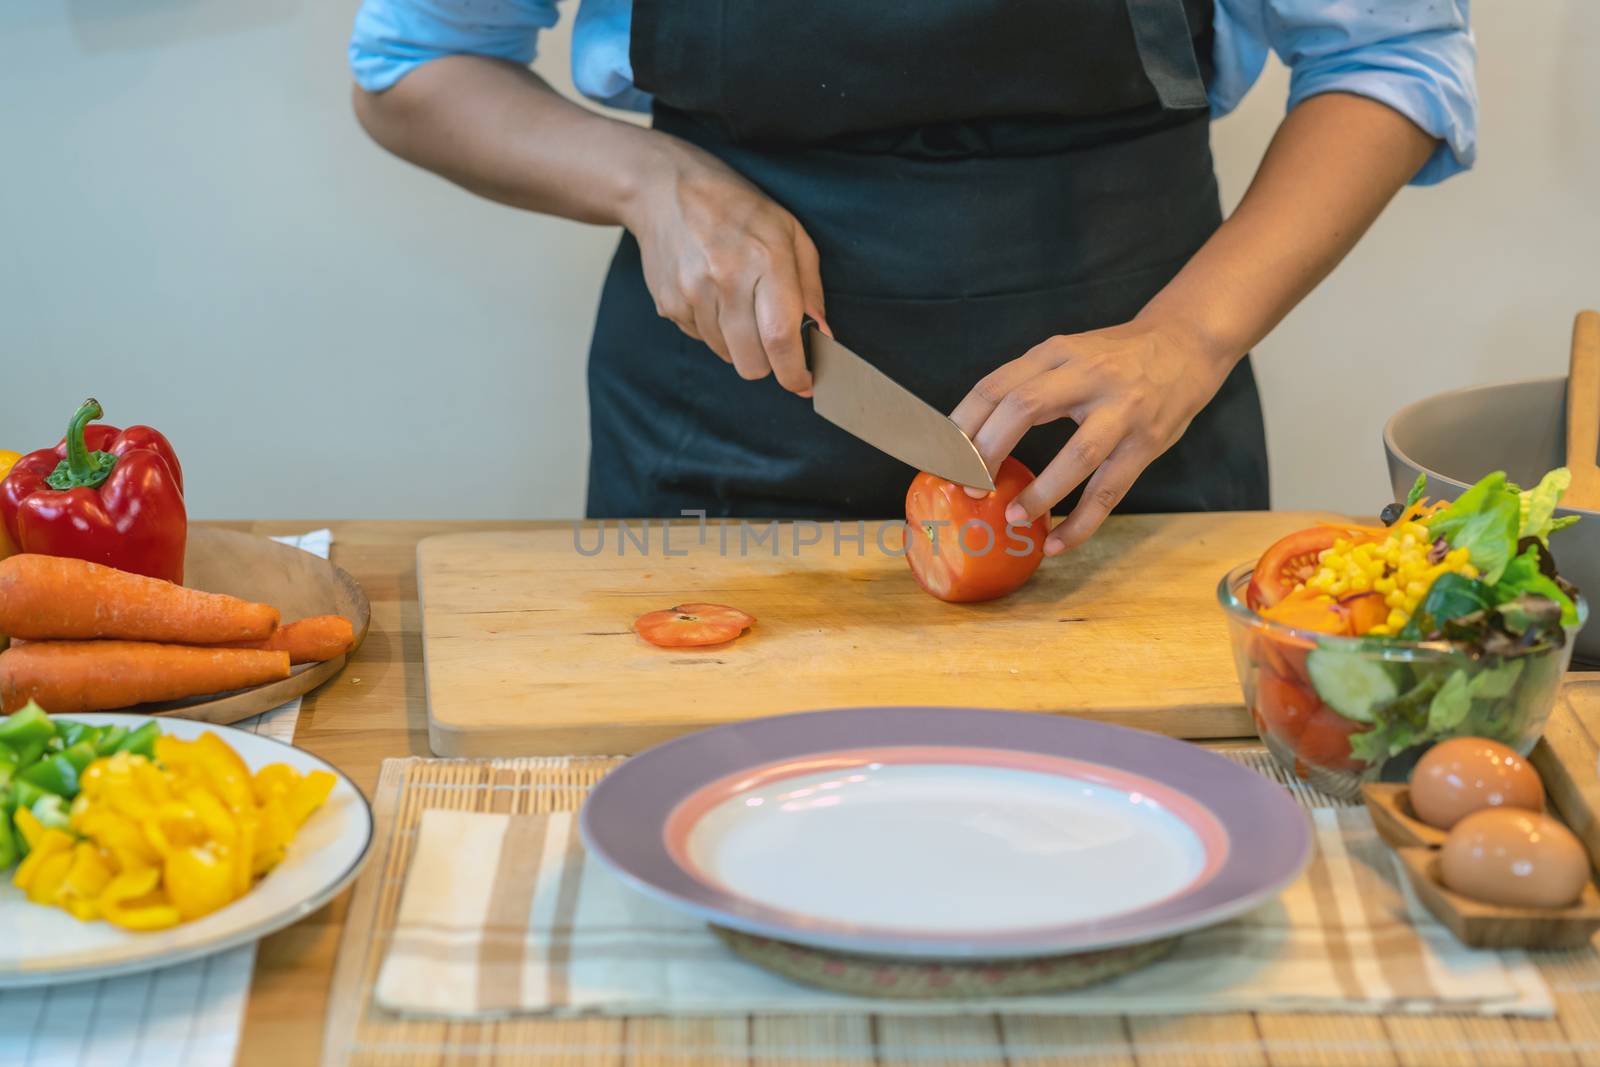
[418,511,1348,756]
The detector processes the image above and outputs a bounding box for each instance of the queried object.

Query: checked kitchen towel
[374,800,1551,1019]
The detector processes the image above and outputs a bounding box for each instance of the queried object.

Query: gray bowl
[1384,376,1596,663]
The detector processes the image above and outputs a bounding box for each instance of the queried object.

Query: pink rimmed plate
[580,707,1311,960]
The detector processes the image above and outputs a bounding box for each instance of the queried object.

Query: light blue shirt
[350,0,1476,185]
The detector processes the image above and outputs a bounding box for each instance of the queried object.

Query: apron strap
[1124,0,1209,111]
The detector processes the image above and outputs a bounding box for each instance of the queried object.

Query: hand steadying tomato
[635,603,754,648]
[905,456,1048,603]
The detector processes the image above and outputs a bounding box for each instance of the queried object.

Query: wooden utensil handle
[1571,310,1600,474]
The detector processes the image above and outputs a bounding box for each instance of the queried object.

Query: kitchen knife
[802,319,995,491]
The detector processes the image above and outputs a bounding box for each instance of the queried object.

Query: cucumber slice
[1306,648,1400,723]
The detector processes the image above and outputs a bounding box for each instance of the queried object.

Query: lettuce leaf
[1520,468,1578,542]
[1494,543,1578,625]
[1425,472,1522,584]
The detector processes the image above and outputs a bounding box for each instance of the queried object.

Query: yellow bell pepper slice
[23,849,76,905]
[284,771,336,829]
[233,812,258,896]
[184,785,238,845]
[100,868,181,931]
[76,807,160,873]
[198,733,255,812]
[252,764,300,806]
[164,846,237,921]
[13,806,45,851]
[63,843,114,898]
[13,829,74,893]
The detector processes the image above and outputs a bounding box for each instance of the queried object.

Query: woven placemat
[712,926,1180,998]
[321,750,1600,1067]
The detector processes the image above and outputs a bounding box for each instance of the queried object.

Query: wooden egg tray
[1360,683,1600,951]
[1361,781,1600,948]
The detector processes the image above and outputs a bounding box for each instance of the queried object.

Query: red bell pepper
[0,399,187,583]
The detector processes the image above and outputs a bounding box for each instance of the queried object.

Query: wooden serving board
[137,528,370,724]
[418,511,1343,756]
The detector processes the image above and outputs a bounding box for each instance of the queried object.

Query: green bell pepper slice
[19,754,79,798]
[93,725,130,756]
[11,778,47,811]
[114,722,160,759]
[11,737,48,769]
[0,702,54,747]
[0,815,16,871]
[58,740,98,775]
[54,720,96,748]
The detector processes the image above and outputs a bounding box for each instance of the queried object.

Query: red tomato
[904,457,1048,603]
[634,603,755,648]
[1296,708,1367,774]
[1246,526,1345,610]
[1252,630,1314,687]
[1255,670,1319,744]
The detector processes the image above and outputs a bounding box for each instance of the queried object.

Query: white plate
[684,762,1210,933]
[582,708,1312,959]
[0,714,372,988]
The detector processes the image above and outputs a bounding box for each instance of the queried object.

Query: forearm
[351,55,673,228]
[1141,92,1439,365]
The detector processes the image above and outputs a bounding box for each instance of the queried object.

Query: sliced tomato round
[1296,707,1367,773]
[904,456,1048,604]
[634,603,755,648]
[1255,670,1320,744]
[1246,526,1343,610]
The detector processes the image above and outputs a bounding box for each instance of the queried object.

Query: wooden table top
[218,520,1600,1067]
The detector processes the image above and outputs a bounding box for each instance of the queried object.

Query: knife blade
[803,320,995,491]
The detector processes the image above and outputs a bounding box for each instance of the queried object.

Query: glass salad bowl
[1218,562,1587,800]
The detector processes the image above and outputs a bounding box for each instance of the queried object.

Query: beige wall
[3,3,1596,520]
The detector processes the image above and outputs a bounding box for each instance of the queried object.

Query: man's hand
[951,313,1236,556]
[626,143,828,394]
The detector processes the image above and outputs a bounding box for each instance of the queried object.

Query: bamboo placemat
[323,754,1600,1067]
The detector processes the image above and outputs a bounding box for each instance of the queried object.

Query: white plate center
[683,763,1210,933]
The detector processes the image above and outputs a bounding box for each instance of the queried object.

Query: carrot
[0,555,278,644]
[227,615,354,664]
[0,641,291,714]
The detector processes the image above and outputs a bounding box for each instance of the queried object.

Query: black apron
[585,0,1269,519]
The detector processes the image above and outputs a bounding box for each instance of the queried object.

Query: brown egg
[1439,809,1590,909]
[1408,737,1544,829]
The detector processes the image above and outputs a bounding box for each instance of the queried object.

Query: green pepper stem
[64,399,103,480]
[45,398,118,491]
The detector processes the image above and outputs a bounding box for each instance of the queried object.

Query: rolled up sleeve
[349,0,561,93]
[1213,0,1478,185]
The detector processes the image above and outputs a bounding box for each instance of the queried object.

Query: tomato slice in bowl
[635,604,755,648]
[1246,527,1344,609]
[1296,707,1367,774]
[1255,670,1319,744]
